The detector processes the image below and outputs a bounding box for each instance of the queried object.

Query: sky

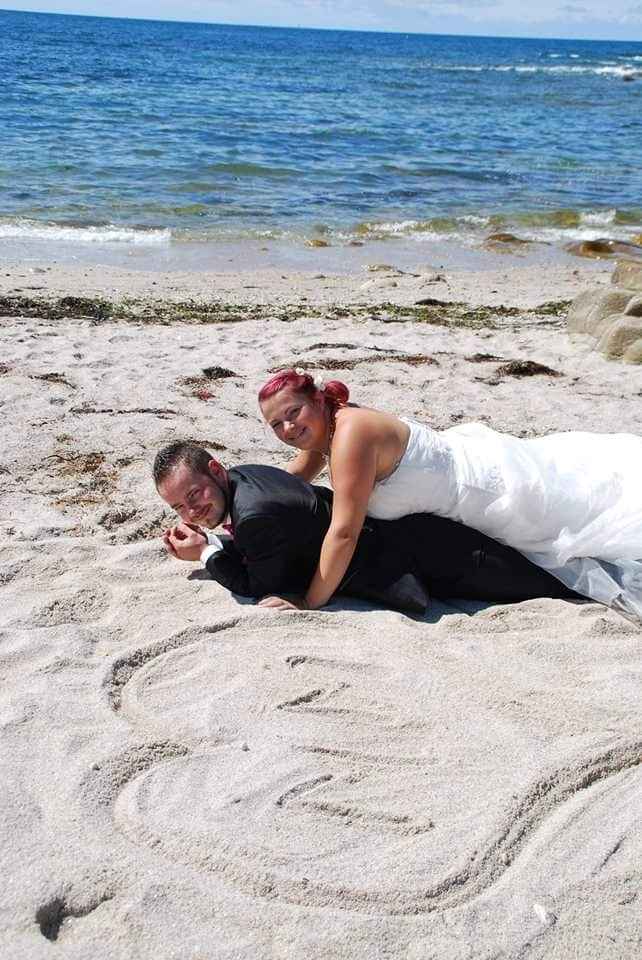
[2,0,642,41]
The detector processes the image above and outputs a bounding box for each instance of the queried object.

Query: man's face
[158,461,228,528]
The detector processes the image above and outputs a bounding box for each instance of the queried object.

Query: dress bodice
[366,418,461,521]
[366,418,506,525]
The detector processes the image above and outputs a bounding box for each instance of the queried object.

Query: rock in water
[485,232,533,245]
[566,238,642,261]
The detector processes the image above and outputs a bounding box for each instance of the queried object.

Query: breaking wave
[0,219,172,244]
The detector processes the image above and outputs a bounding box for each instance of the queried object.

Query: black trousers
[392,514,583,602]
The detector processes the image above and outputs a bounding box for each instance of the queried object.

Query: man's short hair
[153,441,216,487]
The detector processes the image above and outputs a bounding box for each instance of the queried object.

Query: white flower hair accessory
[293,366,325,390]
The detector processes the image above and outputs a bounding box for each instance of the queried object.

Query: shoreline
[0,251,611,311]
[0,229,626,279]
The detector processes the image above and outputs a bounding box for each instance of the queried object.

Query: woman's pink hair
[258,369,349,411]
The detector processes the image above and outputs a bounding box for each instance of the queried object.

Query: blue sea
[2,9,642,265]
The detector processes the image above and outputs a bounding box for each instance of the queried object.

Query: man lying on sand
[154,441,580,614]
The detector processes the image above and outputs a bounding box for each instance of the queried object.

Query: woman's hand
[258,595,308,611]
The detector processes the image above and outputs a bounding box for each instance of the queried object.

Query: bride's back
[332,404,411,484]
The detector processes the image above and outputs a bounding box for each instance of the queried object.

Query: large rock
[623,340,642,363]
[612,260,642,291]
[566,289,633,335]
[598,316,642,359]
[623,295,642,317]
[566,260,642,362]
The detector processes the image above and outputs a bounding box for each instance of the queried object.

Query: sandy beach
[1,253,641,959]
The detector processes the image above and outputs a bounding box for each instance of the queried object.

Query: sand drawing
[74,619,642,916]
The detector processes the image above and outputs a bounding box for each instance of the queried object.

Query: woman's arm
[285,449,327,482]
[302,422,379,609]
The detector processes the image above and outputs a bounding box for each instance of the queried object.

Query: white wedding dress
[366,418,642,623]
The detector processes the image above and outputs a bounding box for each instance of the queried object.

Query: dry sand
[1,254,641,958]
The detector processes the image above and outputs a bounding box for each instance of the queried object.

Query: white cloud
[380,0,496,13]
[559,3,588,13]
[378,0,642,29]
[3,0,642,38]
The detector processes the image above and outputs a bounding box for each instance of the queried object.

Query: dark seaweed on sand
[0,293,571,330]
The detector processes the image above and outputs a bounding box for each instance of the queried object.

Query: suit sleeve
[205,515,307,599]
[204,536,253,596]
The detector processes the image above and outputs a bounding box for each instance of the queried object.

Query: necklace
[321,405,337,457]
[326,413,336,456]
[323,410,337,485]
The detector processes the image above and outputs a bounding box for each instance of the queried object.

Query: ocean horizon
[2,8,642,266]
[4,7,639,41]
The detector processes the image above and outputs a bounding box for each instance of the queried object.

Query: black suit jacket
[207,465,335,599]
[205,465,578,613]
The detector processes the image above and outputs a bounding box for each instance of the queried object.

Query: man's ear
[208,458,224,480]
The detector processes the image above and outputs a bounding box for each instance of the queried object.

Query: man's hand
[163,522,207,562]
[258,595,308,611]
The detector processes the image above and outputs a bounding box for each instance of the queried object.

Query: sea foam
[0,219,171,244]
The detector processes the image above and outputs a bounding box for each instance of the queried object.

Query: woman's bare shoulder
[334,404,402,436]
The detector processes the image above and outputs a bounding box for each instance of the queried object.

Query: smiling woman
[258,369,642,622]
[259,370,350,476]
[257,370,411,611]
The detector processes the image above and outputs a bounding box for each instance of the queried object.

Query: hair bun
[323,379,349,406]
[258,369,349,408]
